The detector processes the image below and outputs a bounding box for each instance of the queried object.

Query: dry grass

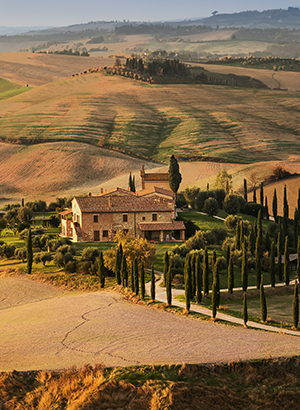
[1,358,300,409]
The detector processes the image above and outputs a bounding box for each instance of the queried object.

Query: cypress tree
[283,184,289,218]
[255,238,261,289]
[184,254,191,313]
[98,252,105,288]
[203,247,209,295]
[284,235,290,286]
[257,210,262,253]
[151,265,155,301]
[196,254,202,304]
[253,187,257,203]
[298,189,300,215]
[132,176,136,193]
[141,263,145,299]
[282,207,288,242]
[293,281,299,329]
[226,245,230,269]
[166,266,172,306]
[260,182,264,205]
[270,241,275,287]
[250,227,255,255]
[239,220,244,249]
[212,282,217,319]
[115,245,121,285]
[243,292,248,327]
[129,172,132,191]
[191,253,196,299]
[241,240,248,292]
[260,276,267,323]
[236,222,241,251]
[131,263,135,293]
[298,236,300,282]
[168,154,182,200]
[277,231,283,281]
[265,197,269,220]
[228,255,234,293]
[26,228,33,275]
[273,188,278,221]
[213,262,220,309]
[243,178,248,202]
[121,255,128,287]
[134,258,139,296]
[163,251,169,286]
[212,249,217,265]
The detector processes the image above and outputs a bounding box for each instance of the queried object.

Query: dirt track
[1,276,300,372]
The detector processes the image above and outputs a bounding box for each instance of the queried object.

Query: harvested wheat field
[0,70,300,165]
[1,276,300,372]
[0,141,159,203]
[0,52,115,86]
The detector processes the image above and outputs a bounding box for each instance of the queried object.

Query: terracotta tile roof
[139,221,185,231]
[143,173,169,181]
[97,187,135,197]
[60,209,73,216]
[75,194,174,213]
[137,186,174,199]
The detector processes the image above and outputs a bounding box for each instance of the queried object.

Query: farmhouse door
[94,230,100,241]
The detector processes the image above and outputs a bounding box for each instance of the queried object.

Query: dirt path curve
[1,276,300,372]
[145,275,300,337]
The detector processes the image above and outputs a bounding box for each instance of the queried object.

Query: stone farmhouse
[60,168,185,243]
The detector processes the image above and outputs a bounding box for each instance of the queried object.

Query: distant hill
[191,8,300,29]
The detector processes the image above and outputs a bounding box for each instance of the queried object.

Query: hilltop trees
[169,155,182,199]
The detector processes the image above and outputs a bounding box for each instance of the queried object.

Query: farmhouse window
[123,214,128,222]
[94,231,100,241]
[152,213,157,222]
[93,215,98,223]
[142,216,146,221]
[103,230,108,238]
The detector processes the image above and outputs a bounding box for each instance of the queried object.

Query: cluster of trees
[125,58,189,78]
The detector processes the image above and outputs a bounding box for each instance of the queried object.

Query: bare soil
[1,276,300,372]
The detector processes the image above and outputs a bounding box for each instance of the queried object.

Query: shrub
[184,187,200,209]
[210,227,227,242]
[14,247,27,262]
[34,252,52,266]
[172,244,189,257]
[64,261,77,273]
[76,261,90,274]
[224,215,242,230]
[217,256,227,271]
[268,222,279,239]
[222,237,236,252]
[223,194,240,215]
[244,202,267,218]
[0,244,16,259]
[170,254,184,269]
[82,247,100,262]
[185,231,205,251]
[203,197,219,217]
[202,231,217,245]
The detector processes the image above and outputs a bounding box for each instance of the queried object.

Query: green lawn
[180,211,225,231]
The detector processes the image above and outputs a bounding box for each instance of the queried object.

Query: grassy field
[1,358,300,409]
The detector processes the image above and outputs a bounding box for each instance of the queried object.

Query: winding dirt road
[1,276,300,372]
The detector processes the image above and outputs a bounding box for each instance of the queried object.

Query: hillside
[0,68,299,164]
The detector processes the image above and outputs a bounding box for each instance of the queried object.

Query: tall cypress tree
[270,241,275,287]
[257,210,262,254]
[134,258,139,296]
[284,235,290,286]
[253,187,257,203]
[26,228,33,275]
[132,176,136,193]
[129,172,133,191]
[191,253,196,299]
[260,276,267,323]
[212,249,217,266]
[250,227,255,255]
[265,230,270,254]
[203,247,209,296]
[298,189,300,215]
[255,238,261,289]
[213,262,220,309]
[98,252,105,288]
[293,281,299,329]
[166,266,172,306]
[184,254,191,313]
[294,208,299,248]
[212,282,217,319]
[277,231,283,281]
[242,240,248,292]
[141,263,145,299]
[260,182,264,205]
[196,254,202,304]
[243,292,248,327]
[243,178,248,202]
[282,207,288,242]
[239,220,244,249]
[163,251,169,286]
[168,154,182,200]
[226,245,230,269]
[273,188,278,221]
[265,197,269,220]
[121,255,128,287]
[151,265,155,301]
[236,222,241,251]
[115,245,122,285]
[228,255,234,293]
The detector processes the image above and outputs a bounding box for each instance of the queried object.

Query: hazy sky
[0,0,299,27]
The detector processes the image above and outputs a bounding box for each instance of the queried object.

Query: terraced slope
[0,71,300,164]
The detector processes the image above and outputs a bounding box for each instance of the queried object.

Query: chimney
[108,196,112,208]
[101,188,103,194]
[88,192,92,197]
